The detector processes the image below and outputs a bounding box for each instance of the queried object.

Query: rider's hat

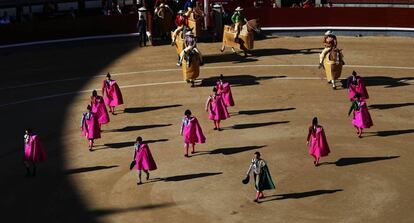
[185,31,194,36]
[325,30,333,35]
[213,4,221,8]
[235,6,243,11]
[178,10,184,14]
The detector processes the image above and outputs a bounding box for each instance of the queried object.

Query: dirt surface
[0,36,413,223]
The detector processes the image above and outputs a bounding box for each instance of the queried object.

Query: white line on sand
[1,64,413,108]
[2,64,414,91]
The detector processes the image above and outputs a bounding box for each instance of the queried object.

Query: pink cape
[208,94,230,121]
[102,80,124,107]
[91,96,110,124]
[135,144,157,171]
[24,135,47,163]
[348,77,369,101]
[352,101,373,129]
[182,117,206,144]
[82,112,101,139]
[217,81,235,107]
[308,126,330,159]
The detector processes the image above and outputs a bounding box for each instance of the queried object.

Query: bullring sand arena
[1,36,414,223]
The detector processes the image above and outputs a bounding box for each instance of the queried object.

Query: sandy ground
[0,36,413,223]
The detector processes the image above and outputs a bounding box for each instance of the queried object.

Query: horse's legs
[220,43,225,52]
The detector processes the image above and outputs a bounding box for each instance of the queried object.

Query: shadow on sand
[193,145,266,156]
[145,172,223,184]
[369,103,414,110]
[262,189,343,202]
[123,104,182,114]
[110,124,172,132]
[226,121,289,130]
[364,129,414,137]
[88,202,177,217]
[360,76,414,88]
[237,108,296,115]
[64,165,119,175]
[200,74,286,87]
[320,156,400,167]
[96,139,169,150]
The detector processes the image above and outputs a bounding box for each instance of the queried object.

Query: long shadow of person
[319,156,399,167]
[261,189,343,202]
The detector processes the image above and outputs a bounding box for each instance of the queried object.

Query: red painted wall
[245,7,414,28]
[1,7,414,45]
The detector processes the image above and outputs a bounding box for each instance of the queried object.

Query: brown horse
[155,6,175,40]
[221,19,260,57]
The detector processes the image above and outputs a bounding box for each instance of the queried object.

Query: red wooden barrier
[244,7,414,28]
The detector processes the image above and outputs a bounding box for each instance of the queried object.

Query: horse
[182,51,201,87]
[323,47,345,89]
[155,5,175,40]
[188,8,204,37]
[221,19,260,57]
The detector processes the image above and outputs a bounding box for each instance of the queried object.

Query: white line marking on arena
[1,25,413,49]
[2,64,414,91]
[0,80,186,108]
[1,69,410,109]
[0,33,141,49]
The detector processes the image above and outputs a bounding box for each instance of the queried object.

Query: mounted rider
[231,6,248,42]
[171,10,189,45]
[177,30,204,67]
[319,30,338,68]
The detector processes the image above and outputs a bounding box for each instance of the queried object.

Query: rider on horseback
[171,10,189,45]
[231,7,248,42]
[319,30,338,68]
[177,30,204,67]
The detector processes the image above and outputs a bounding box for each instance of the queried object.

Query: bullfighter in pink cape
[23,128,47,177]
[205,86,230,131]
[306,117,330,166]
[347,71,369,101]
[81,105,101,151]
[348,93,373,138]
[131,136,157,185]
[180,109,206,157]
[102,73,124,115]
[216,74,235,107]
[91,90,110,126]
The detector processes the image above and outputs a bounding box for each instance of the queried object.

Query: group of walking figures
[22,28,372,203]
[22,68,373,203]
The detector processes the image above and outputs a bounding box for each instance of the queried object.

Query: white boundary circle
[0,63,413,108]
[1,64,414,91]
